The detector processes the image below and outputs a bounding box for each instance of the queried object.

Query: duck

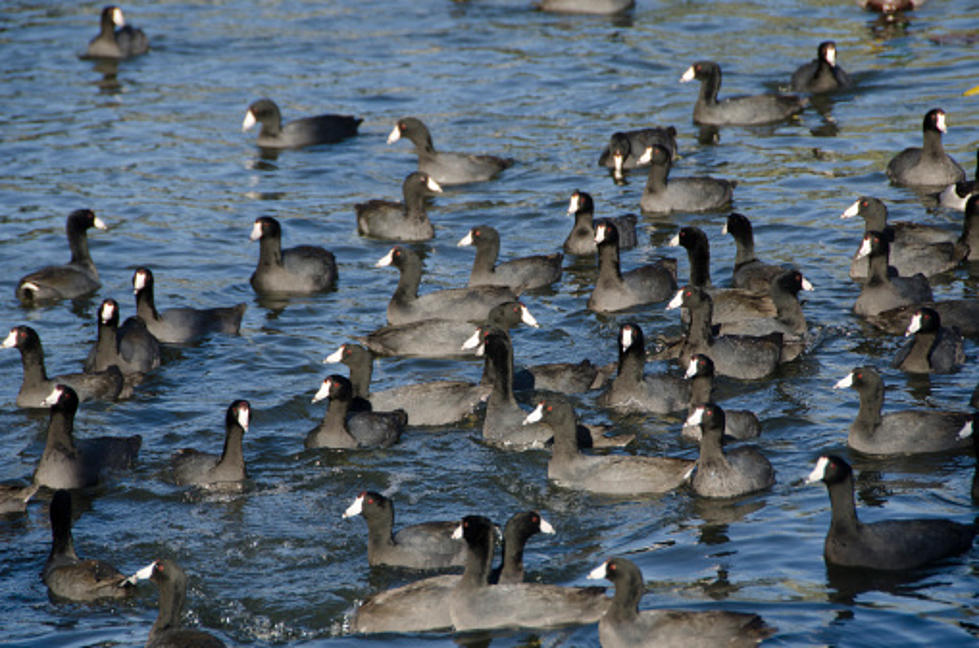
[16,208,107,305]
[723,213,787,293]
[458,225,562,292]
[448,515,610,632]
[84,298,161,378]
[355,298,537,359]
[886,108,965,188]
[375,246,516,325]
[3,325,124,407]
[892,307,964,374]
[124,559,226,648]
[667,286,783,380]
[587,557,773,648]
[806,454,976,570]
[171,401,250,488]
[355,172,443,241]
[85,5,149,59]
[597,127,678,182]
[324,342,489,425]
[686,404,774,498]
[524,394,694,495]
[564,189,638,255]
[305,375,405,449]
[682,354,760,441]
[596,322,689,414]
[833,366,970,454]
[342,491,466,569]
[387,117,513,185]
[638,145,736,214]
[249,216,337,295]
[790,41,852,93]
[852,231,933,317]
[841,196,966,279]
[44,490,134,602]
[133,267,246,344]
[241,98,360,149]
[669,226,776,325]
[679,61,806,126]
[33,385,141,490]
[588,220,677,313]
[938,149,978,210]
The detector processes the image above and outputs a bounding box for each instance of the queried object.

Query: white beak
[133,271,146,293]
[41,385,63,407]
[538,516,555,534]
[324,346,345,363]
[123,561,156,586]
[721,222,729,235]
[522,402,544,425]
[249,221,263,241]
[237,404,250,432]
[666,289,684,311]
[805,456,829,484]
[636,146,652,164]
[1,330,16,348]
[92,216,108,230]
[668,232,680,247]
[520,305,540,328]
[111,7,125,27]
[451,522,463,540]
[586,561,608,580]
[426,176,443,193]
[684,357,698,379]
[100,300,116,323]
[685,406,705,427]
[458,230,475,247]
[680,66,695,83]
[342,494,364,519]
[594,223,607,243]
[613,153,624,180]
[620,326,634,350]
[855,236,872,260]
[375,249,395,267]
[461,329,482,351]
[312,379,332,403]
[800,277,814,291]
[841,199,860,219]
[567,193,580,215]
[905,312,922,337]
[958,420,974,440]
[833,373,853,390]
[936,111,947,133]
[242,110,257,133]
[386,124,401,144]
[825,45,837,67]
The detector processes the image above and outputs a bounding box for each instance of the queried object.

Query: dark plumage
[44,490,134,602]
[387,117,513,186]
[886,108,965,188]
[892,307,964,374]
[806,455,976,570]
[682,354,760,441]
[491,511,555,585]
[588,220,677,312]
[242,98,360,149]
[3,325,124,407]
[587,557,773,648]
[938,150,978,210]
[342,491,466,569]
[133,268,246,344]
[355,172,442,241]
[85,298,161,378]
[680,60,806,126]
[638,145,736,214]
[852,231,933,317]
[171,401,250,488]
[687,404,774,498]
[564,190,637,255]
[85,6,149,59]
[596,322,689,414]
[125,559,226,648]
[249,216,337,295]
[597,127,678,182]
[16,208,107,305]
[833,366,970,454]
[790,41,852,93]
[458,224,562,292]
[305,375,405,449]
[724,213,786,293]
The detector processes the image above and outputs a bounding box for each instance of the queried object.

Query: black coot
[85,6,149,59]
[356,172,443,241]
[242,98,360,149]
[249,216,337,295]
[679,61,806,126]
[387,117,513,185]
[16,208,107,305]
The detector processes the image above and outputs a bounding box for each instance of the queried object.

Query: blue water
[1,0,978,646]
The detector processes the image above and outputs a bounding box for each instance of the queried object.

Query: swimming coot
[85,5,149,59]
[687,404,774,498]
[249,216,337,295]
[597,127,678,182]
[356,172,443,241]
[305,375,405,449]
[133,267,246,344]
[564,189,638,255]
[638,145,736,214]
[938,150,978,210]
[16,208,107,305]
[171,400,250,488]
[588,220,677,313]
[682,354,760,441]
[242,98,360,149]
[387,117,513,186]
[679,61,806,126]
[723,213,787,293]
[459,225,562,292]
[596,322,689,414]
[790,41,852,93]
[84,298,161,378]
[886,108,965,188]
[852,231,933,317]
[806,455,976,570]
[892,307,964,374]
[492,510,555,585]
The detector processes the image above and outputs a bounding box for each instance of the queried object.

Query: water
[1,0,978,645]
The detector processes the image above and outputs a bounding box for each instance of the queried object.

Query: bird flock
[3,1,979,646]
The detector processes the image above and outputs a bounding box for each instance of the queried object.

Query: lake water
[2,0,979,646]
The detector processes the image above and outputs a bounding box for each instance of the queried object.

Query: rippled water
[2,0,979,646]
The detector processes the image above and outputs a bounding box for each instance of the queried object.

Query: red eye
[532,515,539,524]
[546,405,552,412]
[367,497,374,504]
[861,200,867,207]
[608,562,616,572]
[856,372,862,379]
